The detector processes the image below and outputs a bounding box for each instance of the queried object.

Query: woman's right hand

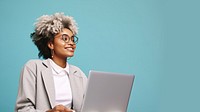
[46,105,75,112]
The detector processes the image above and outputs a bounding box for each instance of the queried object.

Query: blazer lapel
[41,59,56,108]
[68,66,76,98]
[68,65,85,111]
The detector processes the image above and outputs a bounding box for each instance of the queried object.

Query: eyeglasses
[60,34,78,44]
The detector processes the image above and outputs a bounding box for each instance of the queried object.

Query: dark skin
[48,28,76,68]
[46,105,74,112]
[47,28,76,112]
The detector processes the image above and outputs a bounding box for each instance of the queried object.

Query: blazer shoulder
[69,64,87,78]
[24,59,42,66]
[24,59,49,69]
[25,59,42,64]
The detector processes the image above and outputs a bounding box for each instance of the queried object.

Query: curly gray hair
[33,12,78,41]
[31,12,78,59]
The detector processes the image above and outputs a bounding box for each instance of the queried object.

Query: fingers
[64,107,75,112]
[54,105,65,111]
[64,107,71,112]
[50,105,75,112]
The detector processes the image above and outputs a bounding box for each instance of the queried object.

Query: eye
[61,34,69,42]
[71,36,75,42]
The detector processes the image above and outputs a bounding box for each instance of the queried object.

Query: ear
[48,41,54,50]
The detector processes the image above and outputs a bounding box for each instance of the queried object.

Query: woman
[15,13,87,112]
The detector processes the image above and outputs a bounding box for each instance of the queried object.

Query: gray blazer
[15,59,87,112]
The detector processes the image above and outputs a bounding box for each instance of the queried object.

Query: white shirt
[49,59,72,108]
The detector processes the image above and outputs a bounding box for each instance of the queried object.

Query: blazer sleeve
[15,61,44,112]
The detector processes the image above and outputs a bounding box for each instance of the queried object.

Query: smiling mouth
[65,47,74,52]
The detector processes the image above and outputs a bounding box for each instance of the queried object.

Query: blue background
[0,0,199,112]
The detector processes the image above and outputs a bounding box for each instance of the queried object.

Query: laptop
[81,70,135,112]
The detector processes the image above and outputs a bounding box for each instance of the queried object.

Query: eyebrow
[61,34,75,37]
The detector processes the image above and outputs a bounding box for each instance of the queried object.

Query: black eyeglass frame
[60,34,79,44]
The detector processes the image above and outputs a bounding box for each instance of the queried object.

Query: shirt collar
[49,59,69,74]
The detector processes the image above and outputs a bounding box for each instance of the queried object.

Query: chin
[67,54,74,57]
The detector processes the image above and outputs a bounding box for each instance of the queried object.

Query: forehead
[61,28,73,35]
[55,28,73,37]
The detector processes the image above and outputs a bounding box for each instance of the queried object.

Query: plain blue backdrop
[0,0,199,112]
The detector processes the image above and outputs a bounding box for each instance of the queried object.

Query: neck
[52,56,67,68]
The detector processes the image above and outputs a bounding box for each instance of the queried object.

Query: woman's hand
[46,105,75,112]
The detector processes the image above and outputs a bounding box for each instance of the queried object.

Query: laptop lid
[81,70,135,112]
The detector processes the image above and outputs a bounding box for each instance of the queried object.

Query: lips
[65,47,75,52]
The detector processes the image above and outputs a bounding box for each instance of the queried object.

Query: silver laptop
[81,70,135,112]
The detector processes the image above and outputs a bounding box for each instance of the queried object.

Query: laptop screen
[81,70,135,112]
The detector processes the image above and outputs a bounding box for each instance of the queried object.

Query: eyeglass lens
[61,34,78,44]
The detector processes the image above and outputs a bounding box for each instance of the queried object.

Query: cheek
[61,42,65,46]
[56,41,65,47]
[53,43,64,51]
[74,45,77,50]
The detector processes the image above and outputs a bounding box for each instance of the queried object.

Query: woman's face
[49,28,77,59]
